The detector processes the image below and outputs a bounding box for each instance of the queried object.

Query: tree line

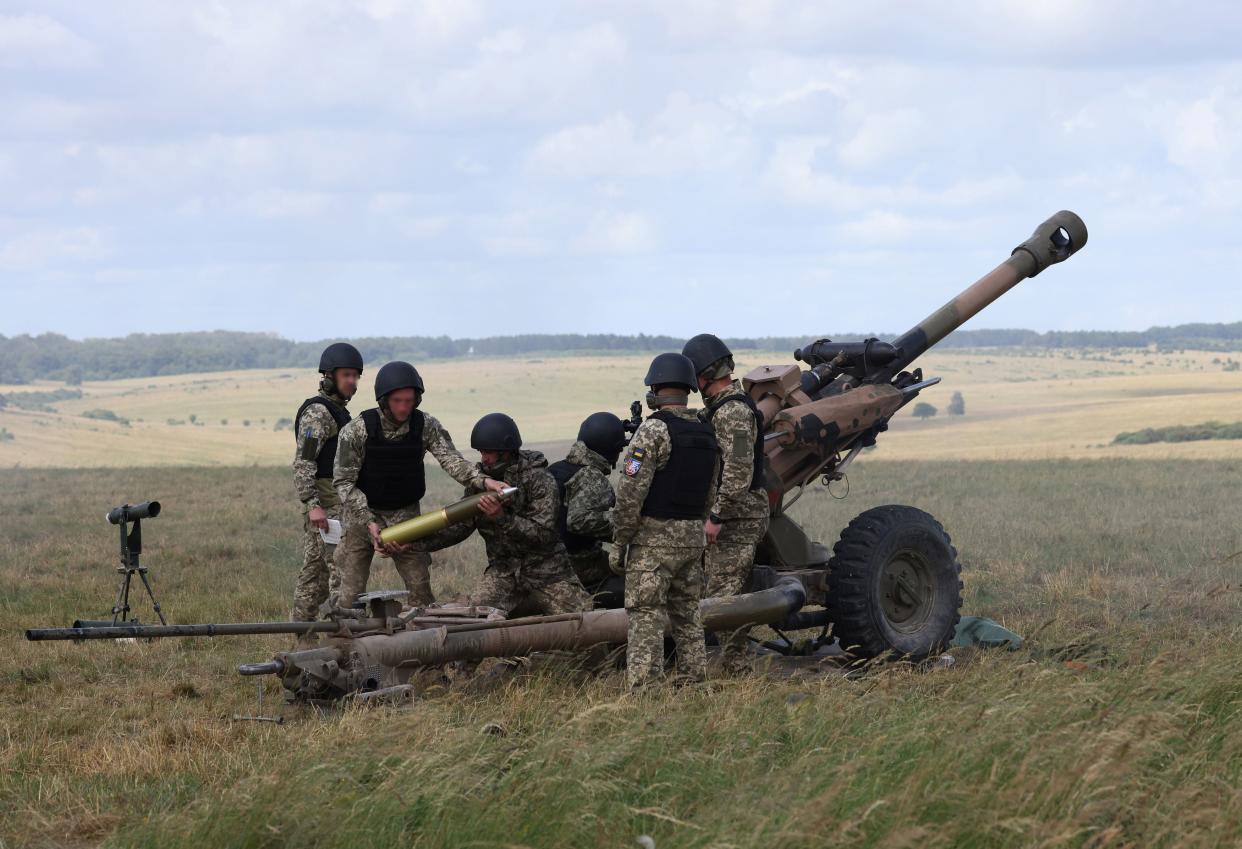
[1,322,1240,384]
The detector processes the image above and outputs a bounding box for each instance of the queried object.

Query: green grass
[2,459,1241,848]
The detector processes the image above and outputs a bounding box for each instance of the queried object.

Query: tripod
[112,515,167,626]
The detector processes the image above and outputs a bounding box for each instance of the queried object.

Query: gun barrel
[887,210,1087,374]
[25,618,393,641]
[351,579,807,668]
[239,579,809,695]
[378,486,518,546]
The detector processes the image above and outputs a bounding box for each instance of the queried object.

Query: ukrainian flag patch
[624,447,646,477]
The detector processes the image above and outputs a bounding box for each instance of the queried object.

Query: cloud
[1163,87,1242,179]
[576,210,656,253]
[837,109,924,169]
[1,2,1240,338]
[408,22,628,122]
[0,226,105,270]
[528,93,752,178]
[367,192,417,216]
[644,0,1242,65]
[0,13,93,69]
[763,136,1024,211]
[235,190,332,219]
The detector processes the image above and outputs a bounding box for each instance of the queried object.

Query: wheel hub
[880,552,935,632]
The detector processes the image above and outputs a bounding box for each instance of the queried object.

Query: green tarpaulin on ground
[951,616,1023,650]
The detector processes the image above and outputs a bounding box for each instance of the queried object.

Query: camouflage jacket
[421,450,568,573]
[291,388,350,512]
[333,407,483,528]
[703,380,768,521]
[613,407,719,549]
[563,440,616,548]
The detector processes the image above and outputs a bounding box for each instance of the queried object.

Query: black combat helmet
[577,412,626,465]
[373,361,424,402]
[643,352,698,392]
[471,413,522,451]
[319,341,364,373]
[681,333,732,377]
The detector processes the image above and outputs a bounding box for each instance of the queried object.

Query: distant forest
[2,323,1241,384]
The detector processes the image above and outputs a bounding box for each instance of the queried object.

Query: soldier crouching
[420,413,591,617]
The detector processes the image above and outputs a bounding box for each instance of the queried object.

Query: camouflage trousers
[624,543,706,690]
[473,556,591,617]
[569,548,613,598]
[291,511,341,622]
[705,515,769,673]
[336,518,434,609]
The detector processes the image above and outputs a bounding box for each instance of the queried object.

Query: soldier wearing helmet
[290,342,363,626]
[419,412,591,617]
[682,333,769,675]
[611,353,721,689]
[547,412,626,599]
[332,361,508,611]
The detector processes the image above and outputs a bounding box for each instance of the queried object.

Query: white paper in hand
[319,518,342,545]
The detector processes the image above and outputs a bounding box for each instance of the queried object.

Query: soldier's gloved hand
[609,545,628,576]
[307,505,329,531]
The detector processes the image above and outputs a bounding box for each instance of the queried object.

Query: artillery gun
[739,210,1087,658]
[26,211,1086,702]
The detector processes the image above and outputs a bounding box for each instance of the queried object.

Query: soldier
[547,412,626,601]
[421,413,591,617]
[682,333,770,674]
[611,353,720,690]
[333,361,507,610]
[291,342,363,626]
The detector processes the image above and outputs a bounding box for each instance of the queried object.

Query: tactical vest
[705,392,766,491]
[547,460,597,554]
[295,396,352,480]
[640,411,719,520]
[356,408,426,511]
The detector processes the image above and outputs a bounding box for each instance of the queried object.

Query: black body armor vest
[547,460,598,553]
[356,408,426,511]
[640,411,719,520]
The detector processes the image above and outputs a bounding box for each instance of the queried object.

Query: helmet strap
[481,450,515,478]
[646,390,689,410]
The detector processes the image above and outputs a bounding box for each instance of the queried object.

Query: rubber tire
[826,505,962,660]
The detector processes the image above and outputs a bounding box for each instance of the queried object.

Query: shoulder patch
[624,447,646,477]
[300,431,320,461]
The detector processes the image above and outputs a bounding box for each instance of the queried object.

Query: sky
[1,1,1240,341]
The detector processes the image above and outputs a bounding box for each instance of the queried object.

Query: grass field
[2,347,1241,468]
[3,458,1241,848]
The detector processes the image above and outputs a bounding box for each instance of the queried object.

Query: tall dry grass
[1,459,1240,848]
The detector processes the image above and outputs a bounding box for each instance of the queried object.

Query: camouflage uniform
[333,407,484,608]
[703,379,771,673]
[613,408,719,690]
[290,387,350,622]
[422,450,590,616]
[556,440,616,593]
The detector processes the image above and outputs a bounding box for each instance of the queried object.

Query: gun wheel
[826,505,962,660]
